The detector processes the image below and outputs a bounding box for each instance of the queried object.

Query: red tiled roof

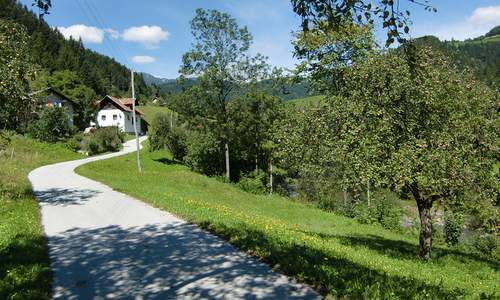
[120,98,134,106]
[99,95,143,115]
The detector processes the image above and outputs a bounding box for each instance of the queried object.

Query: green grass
[138,104,173,124]
[76,146,500,299]
[0,133,82,299]
[286,95,325,107]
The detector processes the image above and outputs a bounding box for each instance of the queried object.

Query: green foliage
[184,131,222,176]
[470,233,500,261]
[0,19,33,131]
[291,0,436,46]
[293,20,374,93]
[178,8,272,180]
[443,211,464,246]
[66,132,84,152]
[1,0,151,98]
[414,30,500,88]
[45,70,97,129]
[0,133,81,299]
[80,127,124,155]
[237,169,267,194]
[485,25,500,37]
[149,114,171,151]
[355,194,402,231]
[29,106,71,143]
[77,147,500,299]
[149,113,187,161]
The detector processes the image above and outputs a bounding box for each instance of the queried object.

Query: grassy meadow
[0,133,82,299]
[76,146,500,299]
[138,104,173,124]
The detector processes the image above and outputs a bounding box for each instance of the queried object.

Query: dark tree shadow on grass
[153,157,179,165]
[195,221,486,299]
[35,188,100,206]
[0,233,51,300]
[303,232,499,272]
[47,222,318,299]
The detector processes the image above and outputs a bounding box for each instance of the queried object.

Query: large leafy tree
[0,19,34,131]
[47,70,97,129]
[180,8,269,180]
[291,0,436,46]
[293,20,374,93]
[330,47,498,259]
[227,91,284,176]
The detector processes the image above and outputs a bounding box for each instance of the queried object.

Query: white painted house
[95,95,147,134]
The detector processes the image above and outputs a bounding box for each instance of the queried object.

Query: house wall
[97,108,142,133]
[97,109,125,131]
[123,111,142,133]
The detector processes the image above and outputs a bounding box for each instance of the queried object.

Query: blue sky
[19,0,500,78]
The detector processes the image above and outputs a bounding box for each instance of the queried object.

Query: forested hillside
[415,26,500,88]
[0,0,150,98]
[143,73,311,101]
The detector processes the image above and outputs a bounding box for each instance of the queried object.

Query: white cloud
[57,24,104,43]
[132,55,156,64]
[104,28,120,40]
[467,5,500,27]
[416,5,500,41]
[122,25,169,48]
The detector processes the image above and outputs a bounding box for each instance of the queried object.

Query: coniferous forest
[0,0,151,98]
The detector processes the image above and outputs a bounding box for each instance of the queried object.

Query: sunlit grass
[0,133,82,299]
[77,146,500,299]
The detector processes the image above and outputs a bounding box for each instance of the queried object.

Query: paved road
[28,138,320,299]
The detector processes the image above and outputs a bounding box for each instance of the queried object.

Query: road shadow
[48,222,319,299]
[35,188,101,206]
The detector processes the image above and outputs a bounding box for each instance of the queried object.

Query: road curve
[28,138,320,299]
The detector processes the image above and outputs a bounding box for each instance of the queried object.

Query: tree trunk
[225,142,230,181]
[269,160,273,195]
[417,200,433,260]
[343,189,348,206]
[411,182,433,260]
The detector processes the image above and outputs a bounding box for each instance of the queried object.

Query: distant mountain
[140,73,176,86]
[414,26,500,88]
[141,72,312,101]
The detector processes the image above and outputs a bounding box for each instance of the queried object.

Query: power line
[74,0,127,64]
[82,0,129,64]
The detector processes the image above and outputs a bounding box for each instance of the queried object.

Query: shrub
[80,127,124,155]
[184,131,222,176]
[355,193,402,231]
[444,211,464,246]
[93,126,124,152]
[238,169,267,194]
[149,113,187,161]
[149,113,170,151]
[66,132,84,152]
[29,107,71,143]
[470,233,500,260]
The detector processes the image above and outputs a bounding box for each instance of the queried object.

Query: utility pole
[131,70,142,173]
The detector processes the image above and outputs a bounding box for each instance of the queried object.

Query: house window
[127,115,130,120]
[113,114,117,120]
[101,115,106,121]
